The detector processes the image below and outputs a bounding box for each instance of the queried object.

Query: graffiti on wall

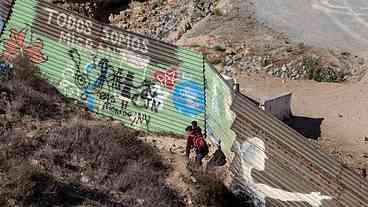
[65,48,175,129]
[0,0,204,134]
[232,137,333,207]
[0,27,47,64]
[172,80,204,118]
[69,48,109,111]
[153,67,177,90]
[42,7,148,53]
[35,4,151,70]
[131,78,166,113]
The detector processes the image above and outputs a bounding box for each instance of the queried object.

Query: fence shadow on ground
[285,116,324,140]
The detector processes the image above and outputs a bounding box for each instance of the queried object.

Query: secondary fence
[230,92,368,207]
[1,1,367,206]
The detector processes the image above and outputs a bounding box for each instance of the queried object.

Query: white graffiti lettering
[102,26,148,53]
[44,7,92,35]
[59,31,92,48]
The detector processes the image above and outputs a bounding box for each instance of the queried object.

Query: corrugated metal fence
[1,0,205,133]
[0,0,13,35]
[229,92,368,207]
[205,63,236,154]
[1,1,368,207]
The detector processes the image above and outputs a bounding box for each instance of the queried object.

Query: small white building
[247,92,292,121]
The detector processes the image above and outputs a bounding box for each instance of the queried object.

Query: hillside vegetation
[0,57,248,206]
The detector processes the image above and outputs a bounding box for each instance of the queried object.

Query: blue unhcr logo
[172,80,204,117]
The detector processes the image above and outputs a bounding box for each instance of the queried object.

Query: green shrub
[213,44,226,52]
[303,56,321,80]
[303,56,338,82]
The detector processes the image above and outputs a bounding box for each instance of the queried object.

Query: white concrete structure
[247,92,292,121]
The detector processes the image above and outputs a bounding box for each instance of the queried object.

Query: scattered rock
[190,176,197,183]
[26,131,36,138]
[81,175,89,183]
[341,51,351,56]
[168,0,177,7]
[30,159,39,166]
[111,120,121,127]
[358,58,365,65]
[137,199,145,205]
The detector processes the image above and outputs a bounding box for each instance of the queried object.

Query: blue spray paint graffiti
[172,80,205,117]
[83,59,109,111]
[69,49,109,111]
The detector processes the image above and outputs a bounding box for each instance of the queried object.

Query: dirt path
[138,136,199,206]
[139,135,232,206]
[237,72,368,169]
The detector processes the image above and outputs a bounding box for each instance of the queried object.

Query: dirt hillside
[0,58,246,206]
[52,0,368,176]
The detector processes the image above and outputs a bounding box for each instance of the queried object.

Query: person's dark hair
[185,126,192,132]
[191,121,197,127]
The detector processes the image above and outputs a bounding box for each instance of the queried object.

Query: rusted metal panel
[0,0,205,134]
[230,92,368,207]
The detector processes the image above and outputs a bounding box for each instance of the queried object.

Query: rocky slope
[52,0,368,82]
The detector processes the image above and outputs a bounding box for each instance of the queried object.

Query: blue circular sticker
[172,80,205,117]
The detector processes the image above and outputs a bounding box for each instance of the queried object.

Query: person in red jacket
[185,121,208,165]
[185,126,195,159]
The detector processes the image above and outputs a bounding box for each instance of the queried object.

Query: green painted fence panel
[0,0,205,134]
[204,63,236,154]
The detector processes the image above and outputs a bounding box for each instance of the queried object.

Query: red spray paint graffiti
[0,28,47,64]
[153,68,177,90]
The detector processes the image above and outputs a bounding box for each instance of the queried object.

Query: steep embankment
[0,58,242,207]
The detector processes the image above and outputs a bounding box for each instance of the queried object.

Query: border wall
[1,0,205,133]
[1,1,368,206]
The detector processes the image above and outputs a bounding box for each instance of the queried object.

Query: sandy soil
[237,72,368,169]
[138,135,230,206]
[256,0,368,58]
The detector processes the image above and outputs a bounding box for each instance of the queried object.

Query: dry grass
[0,57,245,206]
[188,165,253,207]
[0,122,184,206]
[0,57,73,122]
[0,58,184,206]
